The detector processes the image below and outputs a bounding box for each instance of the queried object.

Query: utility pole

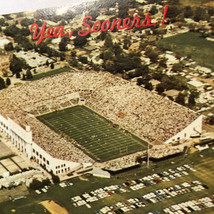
[147,142,150,168]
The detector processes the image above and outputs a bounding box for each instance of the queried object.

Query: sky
[0,0,94,15]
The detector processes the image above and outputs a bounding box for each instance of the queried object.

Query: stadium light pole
[147,142,150,168]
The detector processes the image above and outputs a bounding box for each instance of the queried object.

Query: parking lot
[71,164,213,214]
[0,147,214,214]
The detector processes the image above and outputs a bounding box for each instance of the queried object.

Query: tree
[10,57,23,75]
[104,60,115,73]
[188,93,196,106]
[15,44,22,52]
[16,72,21,78]
[60,54,65,61]
[208,8,214,16]
[71,50,76,57]
[20,18,34,27]
[113,43,123,56]
[188,90,199,106]
[69,58,79,67]
[166,6,181,19]
[59,37,69,51]
[98,31,107,40]
[22,74,26,80]
[150,5,158,15]
[209,116,214,125]
[59,41,67,51]
[145,82,153,91]
[168,96,174,101]
[20,28,31,36]
[52,174,60,183]
[0,18,6,26]
[118,2,129,18]
[50,171,60,184]
[50,63,54,69]
[74,36,87,47]
[29,178,51,190]
[145,48,159,63]
[0,77,6,89]
[159,58,167,68]
[137,78,144,86]
[29,179,43,190]
[156,84,164,94]
[79,56,88,64]
[147,0,162,3]
[103,50,114,61]
[194,7,208,22]
[2,69,8,77]
[175,93,186,105]
[184,6,193,18]
[104,34,113,48]
[152,71,163,81]
[172,63,183,72]
[4,42,14,51]
[4,24,20,37]
[89,9,100,21]
[14,35,33,51]
[135,65,149,77]
[26,70,33,79]
[59,19,66,26]
[6,77,11,86]
[123,38,131,50]
[46,59,49,66]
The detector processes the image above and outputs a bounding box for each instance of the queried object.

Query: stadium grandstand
[0,70,202,175]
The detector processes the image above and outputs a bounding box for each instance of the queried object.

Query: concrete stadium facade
[0,110,203,175]
[0,115,81,175]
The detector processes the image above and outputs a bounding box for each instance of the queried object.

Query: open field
[1,147,214,214]
[179,0,214,7]
[40,200,69,214]
[0,184,28,203]
[157,32,214,72]
[37,105,147,162]
[27,66,71,81]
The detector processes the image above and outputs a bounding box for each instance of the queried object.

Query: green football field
[37,105,147,162]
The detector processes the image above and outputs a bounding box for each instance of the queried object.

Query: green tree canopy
[20,18,35,27]
[0,77,6,90]
[176,92,186,105]
[4,42,14,51]
[74,35,87,47]
[6,77,11,86]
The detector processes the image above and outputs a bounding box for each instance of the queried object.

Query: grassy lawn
[157,32,214,72]
[1,147,214,214]
[37,105,147,162]
[27,66,71,81]
[179,0,213,7]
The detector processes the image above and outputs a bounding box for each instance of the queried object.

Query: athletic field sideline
[37,105,147,162]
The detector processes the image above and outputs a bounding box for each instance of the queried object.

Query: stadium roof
[0,70,199,162]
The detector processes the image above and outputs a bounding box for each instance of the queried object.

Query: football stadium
[0,70,203,175]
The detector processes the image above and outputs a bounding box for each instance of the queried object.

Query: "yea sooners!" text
[30,6,168,45]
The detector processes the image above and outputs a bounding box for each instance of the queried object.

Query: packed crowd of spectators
[0,70,198,165]
[104,151,146,171]
[149,145,184,159]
